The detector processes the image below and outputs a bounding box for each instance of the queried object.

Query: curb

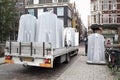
[0,57,6,65]
[0,62,6,65]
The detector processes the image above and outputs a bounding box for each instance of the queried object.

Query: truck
[4,12,79,68]
[4,42,78,68]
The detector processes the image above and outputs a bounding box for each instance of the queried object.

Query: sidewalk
[0,57,5,65]
[57,45,115,80]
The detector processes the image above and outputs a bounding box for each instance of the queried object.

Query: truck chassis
[5,42,78,68]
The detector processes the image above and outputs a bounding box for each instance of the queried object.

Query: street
[0,50,81,80]
[0,44,119,80]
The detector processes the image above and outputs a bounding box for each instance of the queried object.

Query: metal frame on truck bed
[4,42,78,68]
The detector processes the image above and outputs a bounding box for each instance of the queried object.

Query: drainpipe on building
[98,12,100,25]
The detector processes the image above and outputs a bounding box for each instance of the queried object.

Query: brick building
[90,0,120,43]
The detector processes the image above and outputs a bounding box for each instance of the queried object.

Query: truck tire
[23,65,30,68]
[76,49,79,55]
[66,53,70,63]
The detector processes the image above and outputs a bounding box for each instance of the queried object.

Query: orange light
[4,60,14,64]
[40,63,52,68]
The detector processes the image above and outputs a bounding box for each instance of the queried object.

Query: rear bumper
[4,60,14,63]
[5,57,53,68]
[39,63,52,68]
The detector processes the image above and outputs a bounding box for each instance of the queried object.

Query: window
[118,3,120,9]
[99,2,102,10]
[39,0,44,4]
[68,9,71,18]
[117,15,120,23]
[16,2,23,7]
[91,15,94,24]
[57,7,64,16]
[25,0,29,5]
[39,0,52,4]
[91,3,94,11]
[94,2,98,11]
[38,9,43,17]
[25,0,33,5]
[103,1,109,10]
[46,0,52,3]
[103,14,109,23]
[58,0,68,2]
[46,8,53,13]
[34,0,39,4]
[109,1,111,10]
[112,30,116,34]
[94,15,96,24]
[63,0,68,2]
[58,0,61,2]
[111,14,116,23]
[96,14,99,24]
[91,2,98,11]
[102,30,107,34]
[111,1,117,10]
[28,9,34,16]
[53,0,58,3]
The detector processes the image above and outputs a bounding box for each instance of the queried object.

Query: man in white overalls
[87,27,106,64]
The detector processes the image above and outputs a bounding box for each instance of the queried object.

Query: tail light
[5,56,12,60]
[44,59,51,64]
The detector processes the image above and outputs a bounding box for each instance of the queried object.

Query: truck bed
[5,42,78,68]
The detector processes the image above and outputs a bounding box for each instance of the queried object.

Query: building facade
[91,0,120,43]
[24,0,72,27]
[23,0,85,43]
[9,0,85,44]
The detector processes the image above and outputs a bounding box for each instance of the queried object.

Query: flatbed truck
[4,42,78,68]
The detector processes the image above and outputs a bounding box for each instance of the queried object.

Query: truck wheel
[23,63,30,68]
[75,49,78,55]
[66,53,70,63]
[23,65,30,68]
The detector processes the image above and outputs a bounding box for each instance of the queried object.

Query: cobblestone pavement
[57,44,115,80]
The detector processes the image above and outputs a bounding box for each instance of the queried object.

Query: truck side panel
[5,42,53,68]
[5,42,78,68]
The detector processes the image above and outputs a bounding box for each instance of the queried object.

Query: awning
[91,24,120,29]
[102,34,115,37]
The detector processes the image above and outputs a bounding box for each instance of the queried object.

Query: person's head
[92,27,102,34]
[99,27,102,34]
[88,29,93,36]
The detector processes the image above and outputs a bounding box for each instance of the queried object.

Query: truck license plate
[22,57,33,62]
